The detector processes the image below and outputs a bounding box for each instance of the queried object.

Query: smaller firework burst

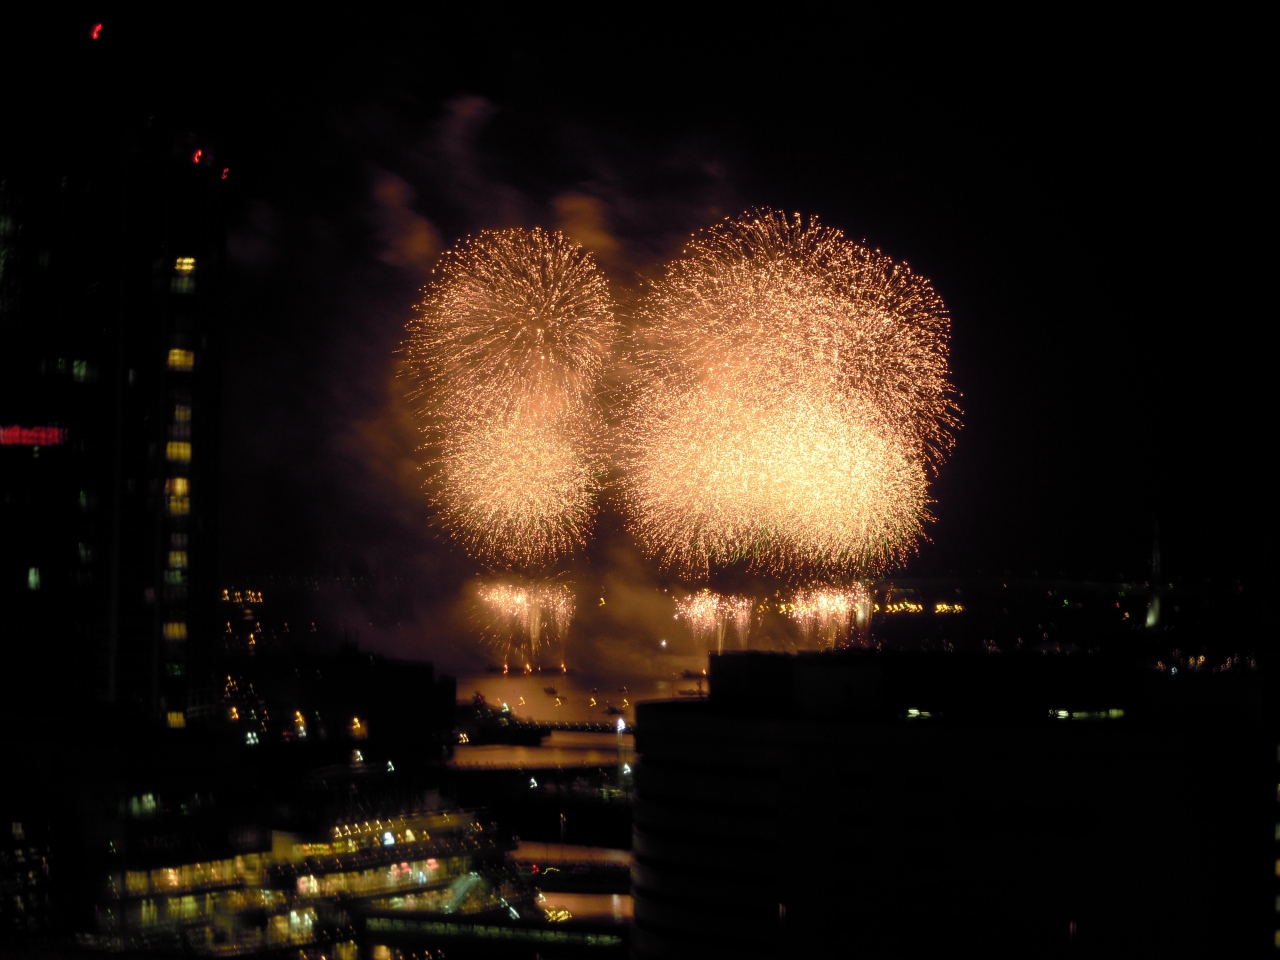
[785,584,873,649]
[477,579,576,671]
[675,589,753,654]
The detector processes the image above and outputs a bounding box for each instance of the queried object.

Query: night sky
[10,13,1263,665]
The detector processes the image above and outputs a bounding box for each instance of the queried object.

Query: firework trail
[623,210,957,581]
[405,228,617,570]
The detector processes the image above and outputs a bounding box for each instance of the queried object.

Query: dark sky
[10,12,1263,663]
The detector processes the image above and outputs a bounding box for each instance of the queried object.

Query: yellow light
[165,441,192,462]
[167,349,195,371]
[174,257,196,275]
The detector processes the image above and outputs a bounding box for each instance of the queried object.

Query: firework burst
[477,579,576,671]
[406,228,617,568]
[675,589,753,654]
[623,210,957,580]
[784,584,873,649]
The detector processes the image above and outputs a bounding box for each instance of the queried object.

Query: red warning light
[91,23,103,40]
[531,864,539,874]
[221,167,229,180]
[192,149,203,164]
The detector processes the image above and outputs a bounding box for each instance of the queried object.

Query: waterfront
[451,730,632,769]
[455,667,707,727]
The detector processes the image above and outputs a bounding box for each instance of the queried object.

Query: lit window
[164,570,184,585]
[73,359,89,382]
[79,542,93,562]
[168,551,188,569]
[167,349,195,370]
[172,258,196,294]
[173,405,191,422]
[167,496,190,516]
[166,441,192,462]
[165,477,189,496]
[167,711,186,729]
[163,622,188,640]
[27,567,40,591]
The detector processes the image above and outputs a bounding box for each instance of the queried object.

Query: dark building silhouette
[631,651,1270,958]
[1,86,227,728]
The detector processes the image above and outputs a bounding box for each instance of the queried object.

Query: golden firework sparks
[675,589,753,654]
[784,584,873,649]
[623,210,957,580]
[478,579,576,671]
[406,229,617,568]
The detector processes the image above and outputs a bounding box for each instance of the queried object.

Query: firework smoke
[623,210,957,580]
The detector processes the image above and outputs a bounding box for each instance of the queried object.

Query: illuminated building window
[173,404,191,422]
[168,496,190,516]
[168,551,188,569]
[166,441,192,462]
[27,567,40,591]
[72,359,88,382]
[164,570,184,586]
[171,258,196,294]
[167,349,195,370]
[165,477,189,496]
[79,542,93,562]
[167,711,186,729]
[163,622,188,640]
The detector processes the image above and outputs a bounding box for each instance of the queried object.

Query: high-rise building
[632,651,1269,958]
[1,39,226,728]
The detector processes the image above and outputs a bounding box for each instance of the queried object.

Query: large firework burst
[406,228,617,568]
[622,210,957,580]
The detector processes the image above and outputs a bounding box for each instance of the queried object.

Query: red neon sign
[91,23,103,40]
[1,425,67,446]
